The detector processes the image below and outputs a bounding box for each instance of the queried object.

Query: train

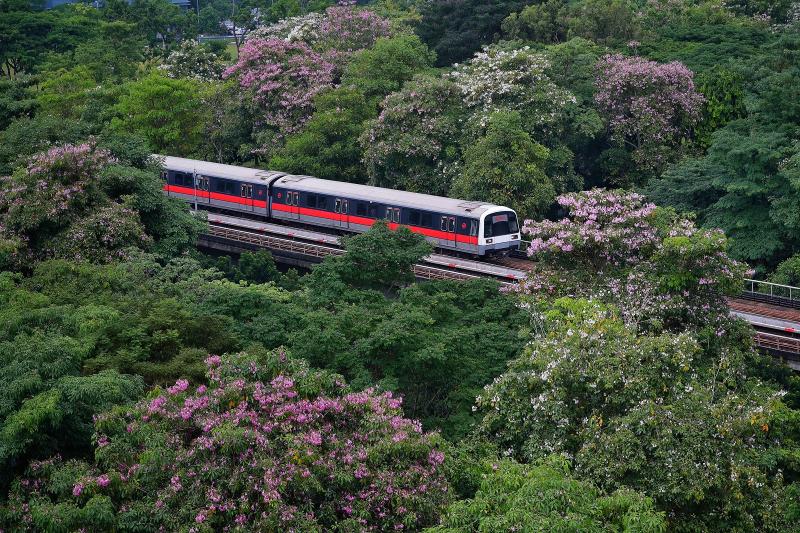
[156,155,521,256]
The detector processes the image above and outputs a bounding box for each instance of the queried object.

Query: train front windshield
[484,212,519,237]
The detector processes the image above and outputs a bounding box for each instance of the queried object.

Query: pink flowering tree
[2,349,451,531]
[315,5,392,65]
[226,5,392,156]
[224,39,336,150]
[0,140,203,267]
[252,5,392,64]
[0,141,142,266]
[525,189,660,269]
[594,54,704,182]
[520,189,746,332]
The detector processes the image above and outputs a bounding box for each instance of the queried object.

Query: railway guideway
[199,212,800,370]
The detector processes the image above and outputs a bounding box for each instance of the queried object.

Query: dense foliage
[428,457,667,532]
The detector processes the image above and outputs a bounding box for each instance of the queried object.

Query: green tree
[269,87,374,182]
[0,75,37,130]
[36,66,96,119]
[502,0,569,44]
[108,0,195,48]
[451,111,554,220]
[342,33,436,106]
[109,73,208,156]
[308,220,432,293]
[416,0,528,66]
[769,254,800,286]
[428,457,666,532]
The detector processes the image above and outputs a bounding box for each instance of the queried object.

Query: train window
[440,216,447,231]
[448,217,455,232]
[342,200,348,214]
[293,192,299,206]
[369,204,379,218]
[214,179,225,193]
[409,210,421,225]
[394,209,400,223]
[335,199,341,213]
[307,193,317,208]
[470,220,478,236]
[421,213,432,228]
[356,202,367,216]
[241,184,247,197]
[318,196,328,210]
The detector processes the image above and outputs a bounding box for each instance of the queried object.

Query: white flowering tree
[159,41,225,82]
[476,297,797,532]
[361,75,467,195]
[449,45,576,133]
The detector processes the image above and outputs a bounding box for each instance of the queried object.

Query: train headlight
[512,234,519,239]
[486,238,493,244]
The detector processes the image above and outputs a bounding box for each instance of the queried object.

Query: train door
[334,198,350,228]
[386,206,401,228]
[240,183,254,212]
[440,215,457,248]
[288,190,300,220]
[194,175,210,206]
[254,185,268,216]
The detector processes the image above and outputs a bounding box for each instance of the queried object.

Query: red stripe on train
[164,184,478,245]
[272,203,478,244]
[163,184,268,209]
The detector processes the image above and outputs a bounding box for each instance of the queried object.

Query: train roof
[155,155,286,182]
[156,155,504,218]
[273,175,496,216]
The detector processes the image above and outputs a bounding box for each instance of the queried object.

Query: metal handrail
[743,278,800,301]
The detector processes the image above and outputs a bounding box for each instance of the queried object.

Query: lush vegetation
[2,0,800,530]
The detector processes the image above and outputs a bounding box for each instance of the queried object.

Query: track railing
[206,225,343,259]
[753,332,800,369]
[742,278,800,309]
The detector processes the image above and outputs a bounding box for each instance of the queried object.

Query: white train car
[158,155,520,255]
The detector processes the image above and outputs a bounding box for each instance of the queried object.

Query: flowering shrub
[248,12,325,44]
[525,189,659,268]
[0,141,116,261]
[361,75,466,195]
[520,189,746,331]
[476,298,795,532]
[2,350,451,531]
[594,54,704,176]
[449,45,575,131]
[159,40,225,82]
[225,39,336,147]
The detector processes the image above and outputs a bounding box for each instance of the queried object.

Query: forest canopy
[2,0,800,530]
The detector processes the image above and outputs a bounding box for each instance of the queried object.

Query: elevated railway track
[198,212,800,370]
